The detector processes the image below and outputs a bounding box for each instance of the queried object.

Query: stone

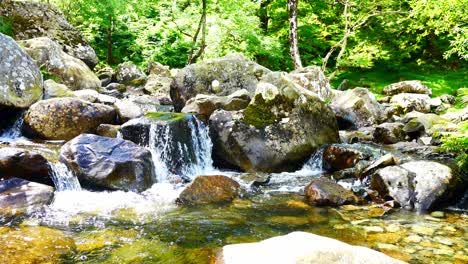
[146,61,171,76]
[23,98,116,140]
[217,232,406,264]
[322,145,369,173]
[59,134,155,192]
[430,211,445,218]
[390,93,431,113]
[288,66,334,100]
[43,79,74,99]
[439,94,455,104]
[364,226,385,233]
[170,54,271,111]
[304,178,360,206]
[373,122,406,144]
[176,175,240,205]
[339,128,375,144]
[210,72,339,172]
[0,33,43,109]
[383,80,432,96]
[411,225,435,236]
[73,89,99,102]
[403,113,454,139]
[330,88,386,129]
[21,37,101,90]
[404,235,422,243]
[361,153,400,177]
[144,74,172,95]
[0,0,98,68]
[115,62,146,86]
[0,147,52,186]
[0,178,54,216]
[114,99,144,122]
[96,124,120,138]
[96,67,114,87]
[105,82,127,93]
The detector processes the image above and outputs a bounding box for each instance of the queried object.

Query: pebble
[433,236,453,246]
[364,226,384,233]
[433,248,454,256]
[411,225,435,236]
[430,211,445,218]
[404,235,422,243]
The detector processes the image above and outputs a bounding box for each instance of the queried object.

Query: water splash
[296,148,324,175]
[0,111,25,142]
[48,162,81,191]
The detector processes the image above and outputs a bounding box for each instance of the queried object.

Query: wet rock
[0,0,98,68]
[322,145,369,172]
[96,124,120,138]
[210,72,339,172]
[182,89,251,121]
[288,66,335,100]
[330,88,386,129]
[217,231,406,264]
[0,33,43,109]
[304,178,360,206]
[361,153,400,177]
[390,93,431,113]
[177,175,240,205]
[23,98,116,140]
[0,178,54,216]
[373,122,406,144]
[339,127,375,144]
[21,37,101,90]
[115,62,146,86]
[383,80,431,96]
[60,134,155,192]
[170,54,271,111]
[114,99,144,122]
[0,147,52,186]
[43,79,74,99]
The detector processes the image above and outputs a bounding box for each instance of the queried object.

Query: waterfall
[0,111,25,141]
[48,162,82,191]
[147,115,214,182]
[299,148,324,173]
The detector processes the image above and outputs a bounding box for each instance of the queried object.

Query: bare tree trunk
[107,15,113,65]
[288,0,302,70]
[187,0,207,64]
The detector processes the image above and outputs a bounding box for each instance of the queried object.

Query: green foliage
[0,16,13,36]
[441,128,468,174]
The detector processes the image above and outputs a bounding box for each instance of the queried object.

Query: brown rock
[177,175,240,205]
[322,145,369,172]
[304,178,360,206]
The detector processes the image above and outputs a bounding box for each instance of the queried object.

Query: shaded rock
[0,0,98,68]
[96,124,120,138]
[403,113,454,139]
[305,178,359,206]
[23,98,116,140]
[176,175,240,205]
[115,62,146,86]
[330,88,386,129]
[21,37,100,90]
[96,67,114,87]
[182,89,251,121]
[390,93,431,113]
[288,66,334,100]
[0,147,52,186]
[322,145,369,173]
[383,80,431,96]
[339,127,375,144]
[210,72,339,172]
[59,134,155,192]
[170,54,271,111]
[43,79,73,99]
[114,99,143,122]
[0,178,54,216]
[0,33,43,109]
[105,82,126,93]
[217,232,406,264]
[373,122,406,144]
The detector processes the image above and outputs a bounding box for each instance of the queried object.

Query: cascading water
[296,148,324,174]
[0,111,25,142]
[48,162,82,191]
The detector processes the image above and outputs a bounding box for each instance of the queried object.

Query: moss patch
[145,112,189,122]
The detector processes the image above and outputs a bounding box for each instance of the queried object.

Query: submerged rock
[23,98,116,140]
[170,54,271,111]
[0,147,52,186]
[218,231,406,264]
[60,134,155,192]
[210,72,339,172]
[21,37,100,90]
[304,178,360,206]
[0,33,43,109]
[177,175,240,205]
[0,178,54,216]
[383,80,431,96]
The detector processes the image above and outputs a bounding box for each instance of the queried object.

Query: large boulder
[115,62,146,86]
[182,89,251,121]
[59,134,155,192]
[0,33,43,109]
[0,0,98,68]
[43,79,74,99]
[170,54,271,111]
[390,93,431,113]
[22,98,116,140]
[0,147,52,186]
[144,74,172,95]
[0,178,54,217]
[304,178,360,206]
[371,161,461,211]
[288,66,334,100]
[176,175,240,205]
[217,232,406,264]
[20,37,100,91]
[330,88,386,129]
[383,80,431,96]
[210,72,339,172]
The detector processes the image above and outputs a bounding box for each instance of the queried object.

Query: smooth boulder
[383,80,431,96]
[0,33,43,109]
[23,98,116,140]
[304,178,360,206]
[59,134,155,192]
[210,72,339,172]
[170,54,271,111]
[177,175,240,205]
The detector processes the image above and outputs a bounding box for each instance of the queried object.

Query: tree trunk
[258,0,272,33]
[288,0,302,70]
[107,15,113,65]
[187,0,207,64]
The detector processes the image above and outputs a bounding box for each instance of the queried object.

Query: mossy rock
[145,112,189,122]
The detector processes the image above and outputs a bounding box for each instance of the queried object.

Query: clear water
[48,162,82,192]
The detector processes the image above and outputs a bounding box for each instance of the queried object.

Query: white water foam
[48,162,82,191]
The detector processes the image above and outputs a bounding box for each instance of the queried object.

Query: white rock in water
[218,232,406,264]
